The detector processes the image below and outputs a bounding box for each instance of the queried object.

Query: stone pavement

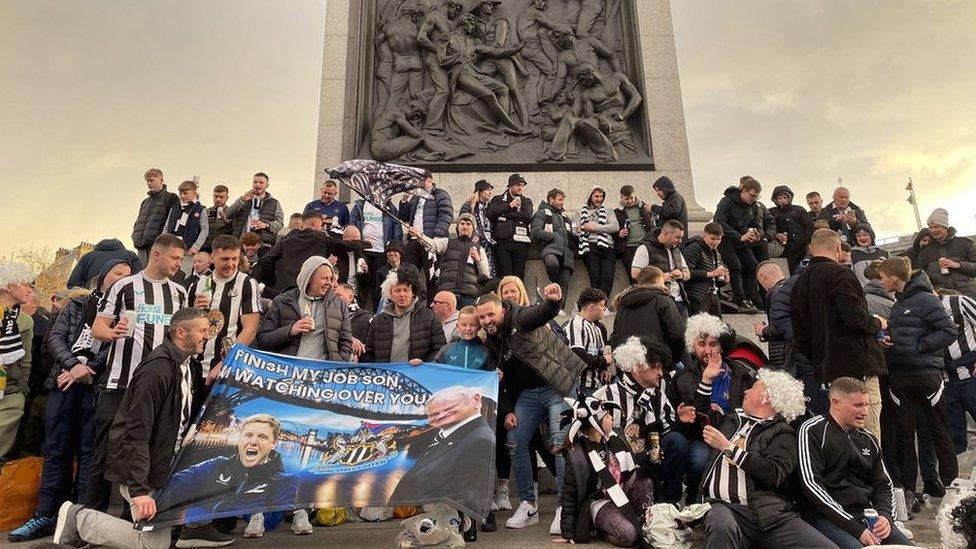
[2,493,943,548]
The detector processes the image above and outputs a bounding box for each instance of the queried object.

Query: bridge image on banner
[145,344,499,528]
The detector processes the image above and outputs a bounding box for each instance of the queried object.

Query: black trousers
[704,502,834,549]
[621,246,639,283]
[363,251,386,311]
[690,292,722,317]
[718,241,763,303]
[890,373,958,490]
[85,389,126,511]
[582,247,616,299]
[495,241,529,279]
[542,254,572,308]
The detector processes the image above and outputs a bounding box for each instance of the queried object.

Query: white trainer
[243,513,264,538]
[292,509,314,535]
[505,500,539,529]
[549,506,562,535]
[495,483,513,511]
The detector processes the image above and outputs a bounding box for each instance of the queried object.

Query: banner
[147,344,498,527]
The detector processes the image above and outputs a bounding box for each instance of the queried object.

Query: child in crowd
[434,306,492,371]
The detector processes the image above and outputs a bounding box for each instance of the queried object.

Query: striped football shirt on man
[187,271,260,374]
[97,272,187,390]
[564,314,606,391]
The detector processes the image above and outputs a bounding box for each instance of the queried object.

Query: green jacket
[3,312,33,396]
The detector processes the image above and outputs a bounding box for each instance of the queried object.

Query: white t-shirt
[362,202,385,252]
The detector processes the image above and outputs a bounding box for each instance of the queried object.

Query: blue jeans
[947,376,976,454]
[38,383,97,516]
[507,385,570,502]
[660,432,711,503]
[804,511,913,548]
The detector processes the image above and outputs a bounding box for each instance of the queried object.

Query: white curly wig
[0,261,35,291]
[612,336,647,373]
[756,369,806,423]
[684,313,731,353]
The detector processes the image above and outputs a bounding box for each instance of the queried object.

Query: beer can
[863,508,878,531]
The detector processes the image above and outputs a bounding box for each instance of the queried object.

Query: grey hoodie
[383,297,419,363]
[296,256,334,361]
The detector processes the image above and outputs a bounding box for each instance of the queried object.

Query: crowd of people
[1,166,975,548]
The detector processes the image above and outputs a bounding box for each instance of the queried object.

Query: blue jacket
[67,239,142,288]
[350,199,403,248]
[768,257,811,344]
[887,271,957,377]
[155,451,299,524]
[398,187,454,238]
[434,338,493,371]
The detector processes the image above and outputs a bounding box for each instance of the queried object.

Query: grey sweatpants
[77,485,172,549]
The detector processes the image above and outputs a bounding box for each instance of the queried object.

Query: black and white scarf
[168,201,197,237]
[563,396,642,531]
[579,205,613,255]
[0,304,25,366]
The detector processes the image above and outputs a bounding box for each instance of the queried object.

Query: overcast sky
[2,1,974,258]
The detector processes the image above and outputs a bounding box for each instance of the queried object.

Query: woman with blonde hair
[497,275,529,306]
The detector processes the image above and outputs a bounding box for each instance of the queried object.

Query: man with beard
[486,174,534,279]
[154,414,299,532]
[226,173,284,250]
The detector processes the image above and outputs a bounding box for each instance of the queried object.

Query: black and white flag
[329,159,433,218]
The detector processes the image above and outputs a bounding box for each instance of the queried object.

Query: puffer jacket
[610,286,685,365]
[769,186,814,258]
[683,237,724,310]
[67,239,142,288]
[131,185,179,249]
[256,289,353,361]
[886,271,957,377]
[713,186,763,249]
[485,300,586,398]
[531,202,576,269]
[636,228,688,301]
[227,193,284,246]
[915,228,976,297]
[760,278,790,368]
[863,280,895,319]
[2,313,33,396]
[698,411,802,531]
[850,223,889,285]
[436,235,486,298]
[362,299,446,363]
[768,257,810,344]
[399,187,454,238]
[652,176,688,233]
[818,201,869,243]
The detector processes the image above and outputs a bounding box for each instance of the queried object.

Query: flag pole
[906,178,922,231]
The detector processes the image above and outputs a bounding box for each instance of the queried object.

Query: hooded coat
[609,286,686,364]
[531,201,576,269]
[818,200,869,243]
[713,186,763,249]
[769,186,814,259]
[399,186,455,238]
[652,176,688,233]
[256,257,353,361]
[914,227,976,297]
[67,239,142,289]
[900,228,931,267]
[886,271,957,377]
[850,223,890,285]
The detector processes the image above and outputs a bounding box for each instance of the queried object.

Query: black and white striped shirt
[942,295,976,364]
[187,271,260,375]
[705,411,760,505]
[97,272,187,390]
[593,373,677,437]
[564,314,606,391]
[176,358,194,452]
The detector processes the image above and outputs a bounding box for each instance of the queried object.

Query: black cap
[385,241,404,255]
[474,179,493,192]
[508,173,527,186]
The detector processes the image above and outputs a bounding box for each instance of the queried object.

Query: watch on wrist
[722,447,735,459]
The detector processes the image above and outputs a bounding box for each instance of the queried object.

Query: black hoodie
[651,176,688,235]
[769,186,814,257]
[67,239,142,288]
[610,286,685,364]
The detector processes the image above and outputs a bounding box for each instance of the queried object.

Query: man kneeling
[799,377,913,547]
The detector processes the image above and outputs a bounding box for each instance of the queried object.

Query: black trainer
[736,299,759,313]
[481,511,497,532]
[924,479,946,498]
[176,523,236,548]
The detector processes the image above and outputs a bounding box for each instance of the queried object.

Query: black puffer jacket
[131,185,179,250]
[683,237,723,310]
[350,308,372,341]
[886,271,957,377]
[915,228,976,297]
[399,187,454,238]
[769,186,814,258]
[760,278,790,367]
[437,236,486,297]
[698,412,802,531]
[713,186,763,249]
[362,300,446,363]
[610,286,685,365]
[256,289,353,361]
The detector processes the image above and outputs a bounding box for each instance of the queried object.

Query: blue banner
[148,344,499,527]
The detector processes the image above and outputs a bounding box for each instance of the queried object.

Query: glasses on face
[431,300,450,306]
